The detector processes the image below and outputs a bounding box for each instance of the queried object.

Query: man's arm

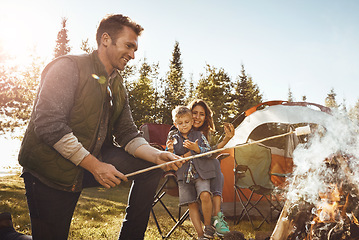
[133,144,183,172]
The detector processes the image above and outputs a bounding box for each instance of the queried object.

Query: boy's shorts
[178,178,212,206]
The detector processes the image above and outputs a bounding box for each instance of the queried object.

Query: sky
[1,0,359,108]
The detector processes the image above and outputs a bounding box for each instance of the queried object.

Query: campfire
[271,152,359,240]
[268,111,359,240]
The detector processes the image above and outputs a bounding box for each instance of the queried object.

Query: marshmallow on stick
[295,125,311,136]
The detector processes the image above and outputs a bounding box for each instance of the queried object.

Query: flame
[352,212,359,226]
[316,184,342,223]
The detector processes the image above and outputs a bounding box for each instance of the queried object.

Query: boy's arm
[183,133,212,156]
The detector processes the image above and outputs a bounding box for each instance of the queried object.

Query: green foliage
[128,59,160,127]
[54,17,71,59]
[195,64,233,134]
[121,64,137,87]
[230,65,263,120]
[0,56,42,134]
[80,38,95,54]
[162,41,186,124]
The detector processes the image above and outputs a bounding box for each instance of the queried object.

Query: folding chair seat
[233,143,283,229]
[139,123,193,239]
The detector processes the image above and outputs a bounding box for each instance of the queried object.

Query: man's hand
[79,154,128,188]
[183,139,200,153]
[156,151,185,172]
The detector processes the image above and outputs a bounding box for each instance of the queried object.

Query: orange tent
[219,101,331,215]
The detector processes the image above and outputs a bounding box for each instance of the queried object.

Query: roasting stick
[125,125,311,178]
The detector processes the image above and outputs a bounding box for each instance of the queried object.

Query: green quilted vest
[18,52,126,190]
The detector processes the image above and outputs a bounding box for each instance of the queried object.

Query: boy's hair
[96,14,144,46]
[172,106,192,122]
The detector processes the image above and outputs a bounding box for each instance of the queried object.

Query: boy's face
[174,114,193,135]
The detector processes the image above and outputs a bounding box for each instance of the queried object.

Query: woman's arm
[216,123,235,149]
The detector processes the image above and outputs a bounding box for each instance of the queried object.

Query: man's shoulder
[45,53,90,71]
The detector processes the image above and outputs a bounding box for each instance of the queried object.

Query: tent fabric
[220,101,331,204]
[226,104,331,149]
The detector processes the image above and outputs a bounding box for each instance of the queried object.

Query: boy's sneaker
[212,212,230,236]
[198,236,209,240]
[203,225,215,239]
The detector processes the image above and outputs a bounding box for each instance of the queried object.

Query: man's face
[105,26,138,71]
[174,114,193,135]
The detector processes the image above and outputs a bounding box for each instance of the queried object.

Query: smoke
[286,109,359,206]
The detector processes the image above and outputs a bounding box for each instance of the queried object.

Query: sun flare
[0,4,55,65]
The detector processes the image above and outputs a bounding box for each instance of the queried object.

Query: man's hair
[172,106,192,122]
[96,14,144,46]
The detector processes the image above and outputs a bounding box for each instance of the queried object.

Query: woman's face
[192,105,206,129]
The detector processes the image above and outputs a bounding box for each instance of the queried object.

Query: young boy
[167,106,217,240]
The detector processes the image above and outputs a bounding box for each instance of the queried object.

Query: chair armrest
[216,153,230,162]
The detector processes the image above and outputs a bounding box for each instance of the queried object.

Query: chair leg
[234,186,257,228]
[165,209,192,239]
[151,176,193,239]
[234,186,281,230]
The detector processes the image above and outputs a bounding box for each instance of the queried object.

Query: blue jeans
[23,144,163,240]
[210,159,224,196]
[178,178,212,206]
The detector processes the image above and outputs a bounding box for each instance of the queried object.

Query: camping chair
[233,143,284,229]
[139,123,193,239]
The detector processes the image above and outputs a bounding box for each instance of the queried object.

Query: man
[18,14,181,240]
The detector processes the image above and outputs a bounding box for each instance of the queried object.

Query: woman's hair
[96,14,144,46]
[187,99,215,140]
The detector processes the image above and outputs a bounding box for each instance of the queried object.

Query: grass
[0,174,275,239]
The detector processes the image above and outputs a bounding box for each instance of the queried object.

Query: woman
[188,99,234,237]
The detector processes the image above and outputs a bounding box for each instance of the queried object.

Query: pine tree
[349,99,359,122]
[230,64,262,118]
[80,38,94,54]
[121,64,137,90]
[341,98,347,113]
[288,87,294,102]
[325,88,339,108]
[195,64,232,135]
[162,41,186,124]
[54,17,71,59]
[127,58,159,127]
[187,73,195,102]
